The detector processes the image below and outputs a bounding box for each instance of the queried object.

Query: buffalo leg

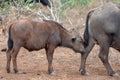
[11,47,20,73]
[45,45,55,75]
[80,38,95,75]
[98,37,118,76]
[6,49,12,73]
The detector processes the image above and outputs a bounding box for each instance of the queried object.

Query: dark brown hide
[6,19,84,75]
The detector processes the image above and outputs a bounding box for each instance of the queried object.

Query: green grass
[60,0,90,8]
[115,0,120,4]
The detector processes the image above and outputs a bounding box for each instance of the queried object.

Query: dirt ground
[0,33,120,80]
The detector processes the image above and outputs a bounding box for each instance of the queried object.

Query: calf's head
[70,35,84,53]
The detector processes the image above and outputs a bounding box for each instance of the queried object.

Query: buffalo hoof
[79,69,89,76]
[14,69,19,73]
[110,73,119,77]
[49,71,56,75]
[7,69,11,73]
[13,69,24,74]
[15,71,24,74]
[0,75,3,79]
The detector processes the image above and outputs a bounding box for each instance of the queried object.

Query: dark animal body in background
[29,0,52,8]
[6,18,84,75]
[0,16,2,22]
[1,0,52,8]
[80,2,120,76]
[0,16,2,24]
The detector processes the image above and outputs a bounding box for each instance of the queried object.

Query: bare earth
[0,33,120,80]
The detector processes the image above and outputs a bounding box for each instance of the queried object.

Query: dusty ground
[0,33,120,80]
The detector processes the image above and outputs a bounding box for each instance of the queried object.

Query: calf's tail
[84,10,94,47]
[1,24,13,52]
[7,24,13,51]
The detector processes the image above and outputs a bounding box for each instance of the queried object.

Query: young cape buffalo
[80,2,120,76]
[6,19,84,75]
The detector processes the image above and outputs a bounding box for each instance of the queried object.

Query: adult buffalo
[80,2,120,76]
[6,18,84,75]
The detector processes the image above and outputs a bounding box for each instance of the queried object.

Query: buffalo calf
[6,19,84,75]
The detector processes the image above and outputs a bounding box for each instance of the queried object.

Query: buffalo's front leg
[45,45,55,75]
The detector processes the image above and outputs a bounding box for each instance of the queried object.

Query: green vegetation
[0,0,120,23]
[115,0,120,4]
[60,0,90,7]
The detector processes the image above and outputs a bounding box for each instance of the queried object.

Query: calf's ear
[71,38,76,43]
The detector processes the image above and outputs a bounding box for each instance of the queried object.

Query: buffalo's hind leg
[80,38,95,75]
[6,49,12,73]
[98,37,119,76]
[6,38,13,73]
[45,45,55,75]
[11,46,20,73]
